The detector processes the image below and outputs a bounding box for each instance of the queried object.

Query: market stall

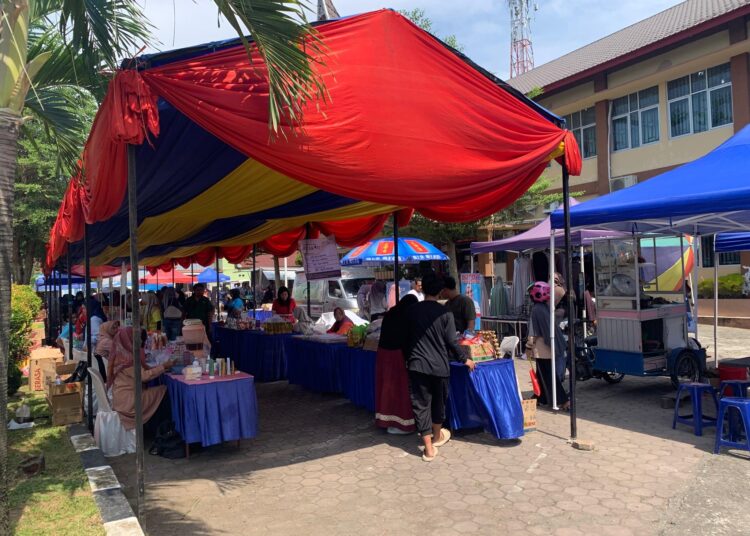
[286,336,524,439]
[44,8,582,510]
[215,327,292,382]
[551,125,750,385]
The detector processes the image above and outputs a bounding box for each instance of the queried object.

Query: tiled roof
[508,0,750,94]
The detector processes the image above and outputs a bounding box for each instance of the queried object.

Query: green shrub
[697,273,746,299]
[10,285,42,395]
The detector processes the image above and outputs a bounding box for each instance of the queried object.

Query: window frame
[563,108,597,160]
[667,63,733,139]
[611,87,660,152]
[700,236,741,267]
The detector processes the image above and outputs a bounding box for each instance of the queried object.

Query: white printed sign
[299,235,342,281]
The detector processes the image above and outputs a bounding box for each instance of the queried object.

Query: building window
[611,86,659,151]
[563,107,597,158]
[668,63,732,138]
[701,236,741,267]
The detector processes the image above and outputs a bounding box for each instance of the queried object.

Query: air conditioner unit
[609,175,637,192]
[543,201,561,214]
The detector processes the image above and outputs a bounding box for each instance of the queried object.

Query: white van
[292,267,375,318]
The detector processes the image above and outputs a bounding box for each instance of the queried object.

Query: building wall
[530,17,750,277]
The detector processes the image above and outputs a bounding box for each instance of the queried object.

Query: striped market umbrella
[341,237,448,266]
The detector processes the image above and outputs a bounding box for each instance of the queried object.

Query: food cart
[588,236,705,387]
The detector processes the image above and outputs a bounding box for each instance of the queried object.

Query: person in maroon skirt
[375,294,419,434]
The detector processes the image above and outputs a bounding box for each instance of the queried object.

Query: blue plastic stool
[718,380,750,398]
[672,382,718,436]
[714,397,750,454]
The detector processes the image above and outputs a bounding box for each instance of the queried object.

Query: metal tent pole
[172,261,175,287]
[252,245,257,320]
[714,242,719,368]
[215,248,221,321]
[549,230,558,410]
[393,212,400,302]
[67,251,73,362]
[83,224,93,432]
[562,162,577,439]
[692,227,699,339]
[127,144,145,522]
[306,224,312,317]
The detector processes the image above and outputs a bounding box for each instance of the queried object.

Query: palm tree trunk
[0,108,20,535]
[446,240,459,279]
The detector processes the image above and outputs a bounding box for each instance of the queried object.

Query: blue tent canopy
[35,271,87,291]
[715,232,750,252]
[197,267,230,284]
[550,125,750,234]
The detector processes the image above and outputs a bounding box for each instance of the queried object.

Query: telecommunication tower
[508,0,536,78]
[317,0,340,21]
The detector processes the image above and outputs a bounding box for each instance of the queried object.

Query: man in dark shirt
[405,274,475,461]
[442,276,477,333]
[184,283,215,338]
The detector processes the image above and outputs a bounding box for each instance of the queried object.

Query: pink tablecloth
[169,371,253,385]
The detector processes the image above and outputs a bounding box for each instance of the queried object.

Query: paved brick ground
[110,326,750,536]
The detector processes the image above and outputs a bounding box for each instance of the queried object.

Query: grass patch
[8,385,104,536]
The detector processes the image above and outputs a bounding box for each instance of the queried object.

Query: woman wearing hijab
[140,291,162,332]
[108,327,175,431]
[93,321,120,383]
[161,287,184,341]
[271,286,297,316]
[375,294,418,434]
[526,282,569,410]
[292,307,315,335]
[327,307,354,335]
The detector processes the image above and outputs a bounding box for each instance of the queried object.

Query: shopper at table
[83,296,108,351]
[185,283,214,336]
[406,277,424,301]
[272,286,297,315]
[141,291,162,332]
[161,287,184,341]
[375,294,418,434]
[327,307,354,335]
[227,288,245,314]
[442,276,476,334]
[109,327,175,432]
[404,275,475,462]
[526,281,569,410]
[369,280,389,321]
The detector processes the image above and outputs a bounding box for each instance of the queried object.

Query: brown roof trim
[542,6,750,97]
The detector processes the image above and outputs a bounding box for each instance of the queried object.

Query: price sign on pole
[299,235,342,281]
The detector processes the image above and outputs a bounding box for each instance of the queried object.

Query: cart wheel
[601,372,625,384]
[670,351,700,389]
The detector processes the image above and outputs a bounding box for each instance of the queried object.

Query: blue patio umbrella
[341,237,448,266]
[197,267,230,284]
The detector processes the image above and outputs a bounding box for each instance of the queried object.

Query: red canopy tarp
[46,9,580,270]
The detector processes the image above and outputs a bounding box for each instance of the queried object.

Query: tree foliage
[398,8,464,52]
[9,284,41,395]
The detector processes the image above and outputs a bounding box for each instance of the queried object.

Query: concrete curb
[68,424,145,536]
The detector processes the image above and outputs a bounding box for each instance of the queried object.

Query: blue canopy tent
[715,232,750,252]
[197,267,230,284]
[550,125,750,235]
[35,271,88,292]
[551,126,750,368]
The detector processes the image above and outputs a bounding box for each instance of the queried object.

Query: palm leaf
[212,0,327,133]
[23,84,96,175]
[55,0,152,70]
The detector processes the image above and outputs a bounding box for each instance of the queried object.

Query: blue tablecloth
[288,339,523,439]
[447,359,524,439]
[288,338,376,411]
[215,328,291,382]
[166,373,258,447]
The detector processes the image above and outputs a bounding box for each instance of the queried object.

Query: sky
[139,0,682,80]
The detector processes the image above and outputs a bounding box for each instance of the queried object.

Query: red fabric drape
[46,10,581,270]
